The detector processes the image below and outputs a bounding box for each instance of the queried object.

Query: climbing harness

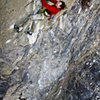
[43,10,50,17]
[38,8,51,20]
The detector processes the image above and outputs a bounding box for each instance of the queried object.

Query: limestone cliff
[0,0,100,100]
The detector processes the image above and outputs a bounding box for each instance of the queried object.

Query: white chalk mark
[90,5,93,9]
[78,8,81,14]
[9,24,14,30]
[6,39,12,44]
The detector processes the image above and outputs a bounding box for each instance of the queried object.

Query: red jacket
[41,0,61,16]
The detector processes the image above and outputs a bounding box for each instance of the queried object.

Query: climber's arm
[41,0,53,8]
[49,0,57,4]
[41,0,60,15]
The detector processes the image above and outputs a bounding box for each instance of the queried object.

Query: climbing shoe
[14,24,19,32]
[27,31,32,35]
[14,24,23,33]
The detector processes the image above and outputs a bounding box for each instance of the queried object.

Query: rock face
[45,52,100,100]
[0,0,100,100]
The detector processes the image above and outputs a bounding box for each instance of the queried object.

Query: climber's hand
[48,16,53,21]
[48,17,52,21]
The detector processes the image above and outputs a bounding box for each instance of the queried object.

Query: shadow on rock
[0,77,9,100]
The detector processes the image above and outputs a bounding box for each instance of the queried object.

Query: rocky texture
[0,77,9,100]
[0,0,100,100]
[45,51,100,100]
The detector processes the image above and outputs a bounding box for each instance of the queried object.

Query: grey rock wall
[0,0,100,100]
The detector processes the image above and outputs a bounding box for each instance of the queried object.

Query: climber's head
[56,1,66,9]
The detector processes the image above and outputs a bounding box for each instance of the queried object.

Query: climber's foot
[14,24,19,32]
[14,24,23,32]
[27,31,32,35]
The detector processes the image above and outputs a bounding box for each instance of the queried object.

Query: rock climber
[41,0,66,20]
[14,0,66,35]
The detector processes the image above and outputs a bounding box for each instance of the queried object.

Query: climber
[40,0,66,19]
[14,0,66,35]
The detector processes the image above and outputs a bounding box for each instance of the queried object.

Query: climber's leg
[14,15,31,32]
[30,13,44,20]
[24,21,34,35]
[24,13,44,35]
